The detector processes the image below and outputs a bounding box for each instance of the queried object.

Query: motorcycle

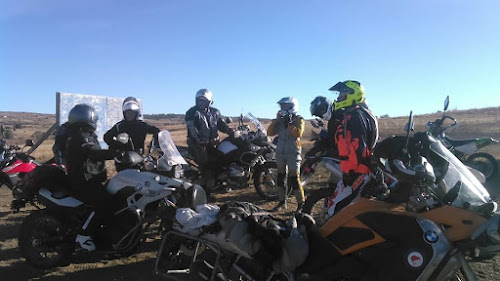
[0,127,43,190]
[178,113,280,200]
[297,111,500,280]
[427,96,499,181]
[17,130,208,269]
[300,119,341,187]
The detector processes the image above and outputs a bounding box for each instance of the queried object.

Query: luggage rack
[154,230,280,281]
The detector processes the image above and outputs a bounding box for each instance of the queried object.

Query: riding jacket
[185,106,231,146]
[335,105,378,175]
[268,114,305,156]
[104,120,159,153]
[65,126,113,189]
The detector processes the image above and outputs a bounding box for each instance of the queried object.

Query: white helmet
[277,97,299,115]
[122,96,141,120]
[195,89,213,104]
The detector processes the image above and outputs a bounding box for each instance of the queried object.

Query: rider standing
[267,97,305,212]
[327,80,379,215]
[104,97,160,155]
[185,89,232,196]
[65,104,117,251]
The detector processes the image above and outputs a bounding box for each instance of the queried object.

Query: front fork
[457,251,478,281]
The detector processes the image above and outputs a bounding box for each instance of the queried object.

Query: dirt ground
[1,169,500,281]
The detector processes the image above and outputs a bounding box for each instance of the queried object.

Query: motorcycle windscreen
[430,141,491,208]
[247,112,266,133]
[157,130,187,170]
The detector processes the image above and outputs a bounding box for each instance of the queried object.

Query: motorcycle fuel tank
[217,140,238,155]
[106,169,181,195]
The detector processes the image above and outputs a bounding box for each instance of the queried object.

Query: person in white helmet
[267,97,305,212]
[185,89,232,196]
[104,97,159,165]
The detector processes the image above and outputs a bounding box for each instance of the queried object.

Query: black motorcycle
[178,113,280,200]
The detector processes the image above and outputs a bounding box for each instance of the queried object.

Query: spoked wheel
[303,188,335,227]
[465,152,498,181]
[18,211,74,268]
[254,161,292,200]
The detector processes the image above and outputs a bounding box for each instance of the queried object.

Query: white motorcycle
[18,130,207,268]
[427,96,498,182]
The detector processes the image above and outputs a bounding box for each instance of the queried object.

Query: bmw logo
[424,230,439,244]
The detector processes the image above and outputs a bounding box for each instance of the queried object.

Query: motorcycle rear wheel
[303,187,335,227]
[18,211,74,268]
[465,152,498,181]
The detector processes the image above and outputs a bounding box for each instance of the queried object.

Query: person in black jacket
[104,97,159,156]
[65,104,117,251]
[185,89,232,195]
[52,121,69,165]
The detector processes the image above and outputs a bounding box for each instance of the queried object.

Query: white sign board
[56,92,142,148]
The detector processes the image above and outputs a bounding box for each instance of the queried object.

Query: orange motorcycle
[300,113,499,281]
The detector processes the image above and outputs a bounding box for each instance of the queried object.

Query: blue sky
[1,0,499,119]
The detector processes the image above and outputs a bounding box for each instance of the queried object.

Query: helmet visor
[329,81,354,94]
[196,97,211,109]
[280,103,293,111]
[123,101,140,112]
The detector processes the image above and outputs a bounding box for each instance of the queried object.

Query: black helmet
[68,104,98,130]
[122,96,141,120]
[310,96,333,120]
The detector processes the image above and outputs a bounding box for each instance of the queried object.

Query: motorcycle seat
[442,135,479,147]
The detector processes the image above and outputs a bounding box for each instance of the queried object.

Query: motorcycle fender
[467,166,486,183]
[454,142,478,155]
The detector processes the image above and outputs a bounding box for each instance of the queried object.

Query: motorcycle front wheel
[253,161,292,200]
[18,211,74,268]
[465,152,498,181]
[303,187,335,228]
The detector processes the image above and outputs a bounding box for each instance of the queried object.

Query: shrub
[4,129,14,139]
[14,123,23,129]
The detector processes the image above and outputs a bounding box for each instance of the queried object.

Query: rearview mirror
[225,117,233,124]
[444,96,450,112]
[404,111,414,133]
[25,139,34,146]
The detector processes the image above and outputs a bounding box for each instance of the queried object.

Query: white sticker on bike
[407,252,424,268]
[327,182,353,216]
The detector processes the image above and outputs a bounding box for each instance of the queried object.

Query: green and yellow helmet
[329,80,365,110]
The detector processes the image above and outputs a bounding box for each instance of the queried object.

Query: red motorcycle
[0,126,41,190]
